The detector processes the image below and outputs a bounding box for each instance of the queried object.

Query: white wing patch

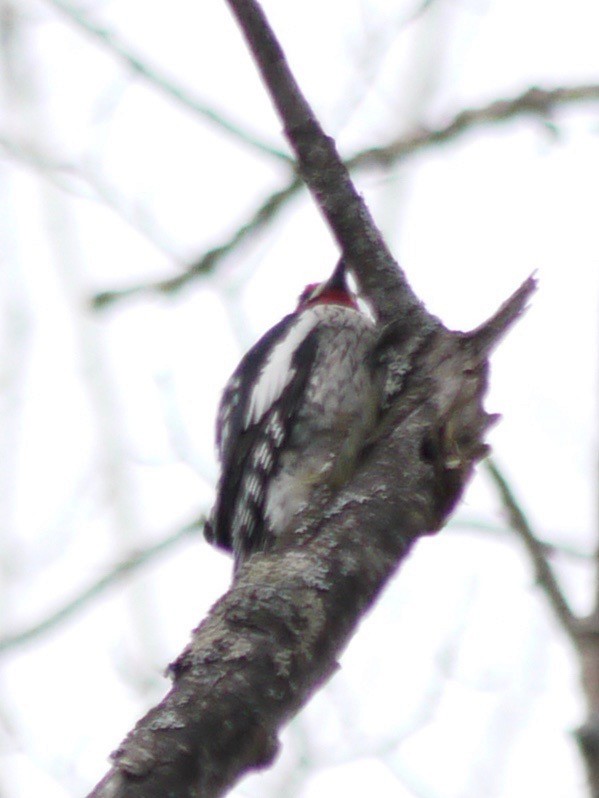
[244,307,325,429]
[217,374,241,456]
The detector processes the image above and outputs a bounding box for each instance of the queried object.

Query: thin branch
[484,457,580,643]
[0,134,182,257]
[45,0,292,164]
[448,516,593,561]
[90,82,599,308]
[349,84,599,169]
[0,519,203,655]
[401,0,442,27]
[91,175,303,308]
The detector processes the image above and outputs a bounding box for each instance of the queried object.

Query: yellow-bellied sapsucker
[204,260,380,570]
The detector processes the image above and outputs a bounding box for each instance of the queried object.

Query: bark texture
[223,0,425,327]
[576,621,599,796]
[87,2,536,796]
[88,276,534,798]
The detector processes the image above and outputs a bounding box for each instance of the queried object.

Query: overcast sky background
[0,0,598,796]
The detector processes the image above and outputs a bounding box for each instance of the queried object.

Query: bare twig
[484,457,579,642]
[0,134,182,257]
[448,516,592,561]
[92,175,303,308]
[90,82,599,308]
[0,520,202,655]
[45,0,292,164]
[349,84,599,169]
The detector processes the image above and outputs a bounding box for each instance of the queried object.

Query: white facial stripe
[244,307,325,428]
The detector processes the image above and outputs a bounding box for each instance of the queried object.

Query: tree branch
[349,84,599,169]
[223,0,426,326]
[484,457,579,642]
[86,5,537,796]
[84,0,535,798]
[87,275,533,798]
[89,82,599,309]
[91,176,303,309]
[449,516,593,561]
[45,0,292,164]
[0,133,182,257]
[0,520,202,656]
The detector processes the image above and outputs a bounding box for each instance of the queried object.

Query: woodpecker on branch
[205,260,380,570]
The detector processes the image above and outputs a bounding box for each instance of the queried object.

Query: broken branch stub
[88,274,536,798]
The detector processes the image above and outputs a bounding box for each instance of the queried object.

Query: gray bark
[86,2,536,795]
[88,276,534,798]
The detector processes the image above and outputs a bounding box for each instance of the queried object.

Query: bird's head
[296,259,359,310]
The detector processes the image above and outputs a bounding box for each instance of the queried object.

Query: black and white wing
[205,309,322,564]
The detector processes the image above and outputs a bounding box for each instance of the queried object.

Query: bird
[204,260,380,571]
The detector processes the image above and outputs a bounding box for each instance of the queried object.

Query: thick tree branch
[86,5,537,797]
[484,457,579,642]
[0,520,202,656]
[87,277,534,798]
[89,82,599,309]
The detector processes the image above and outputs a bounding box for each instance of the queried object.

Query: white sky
[0,0,598,796]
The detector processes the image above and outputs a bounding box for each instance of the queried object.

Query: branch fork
[87,3,536,796]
